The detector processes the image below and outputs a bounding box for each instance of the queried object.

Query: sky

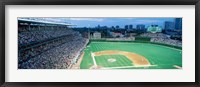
[23,18,176,28]
[58,18,175,28]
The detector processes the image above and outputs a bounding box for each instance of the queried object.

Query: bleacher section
[140,33,182,47]
[18,19,88,69]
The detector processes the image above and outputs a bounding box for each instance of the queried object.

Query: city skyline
[61,18,176,28]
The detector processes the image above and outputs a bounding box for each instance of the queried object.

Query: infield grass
[95,54,133,67]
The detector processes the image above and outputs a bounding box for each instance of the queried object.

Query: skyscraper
[174,18,182,30]
[116,25,120,29]
[125,25,128,29]
[164,21,175,30]
[111,26,115,29]
[136,24,145,30]
[97,25,100,28]
[129,25,133,29]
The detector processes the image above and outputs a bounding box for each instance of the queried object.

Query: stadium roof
[18,18,75,26]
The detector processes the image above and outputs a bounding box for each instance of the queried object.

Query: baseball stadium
[18,18,182,69]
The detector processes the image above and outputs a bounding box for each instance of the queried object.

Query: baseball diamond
[80,41,182,69]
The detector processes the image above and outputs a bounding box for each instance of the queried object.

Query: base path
[91,52,97,67]
[93,50,151,66]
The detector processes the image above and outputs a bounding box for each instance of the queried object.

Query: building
[111,32,123,38]
[174,18,182,30]
[129,33,137,37]
[116,25,120,29]
[147,25,162,33]
[125,25,128,29]
[97,25,101,28]
[129,25,133,29]
[111,26,115,29]
[136,24,145,30]
[93,32,101,39]
[164,21,175,30]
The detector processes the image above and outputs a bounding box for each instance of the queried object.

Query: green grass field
[80,41,182,69]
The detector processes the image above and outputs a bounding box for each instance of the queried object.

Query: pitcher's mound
[108,58,116,62]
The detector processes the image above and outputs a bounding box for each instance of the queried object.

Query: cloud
[69,18,104,22]
[133,20,161,24]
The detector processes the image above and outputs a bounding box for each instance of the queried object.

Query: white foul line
[91,52,97,67]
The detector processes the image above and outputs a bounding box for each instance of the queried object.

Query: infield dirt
[93,50,150,66]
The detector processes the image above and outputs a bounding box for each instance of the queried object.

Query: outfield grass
[80,41,182,69]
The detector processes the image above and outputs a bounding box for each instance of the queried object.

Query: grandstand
[139,33,182,47]
[18,18,88,69]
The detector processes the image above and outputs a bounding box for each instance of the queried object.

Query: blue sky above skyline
[63,18,175,28]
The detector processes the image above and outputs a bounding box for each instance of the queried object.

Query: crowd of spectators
[18,26,76,45]
[140,33,169,38]
[140,33,182,47]
[106,37,135,41]
[150,38,182,47]
[18,25,88,69]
